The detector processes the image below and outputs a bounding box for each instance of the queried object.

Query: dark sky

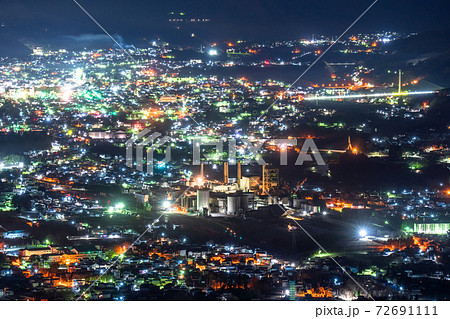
[1,0,449,54]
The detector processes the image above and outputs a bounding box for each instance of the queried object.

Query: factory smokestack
[237,161,241,187]
[262,164,266,194]
[224,162,229,184]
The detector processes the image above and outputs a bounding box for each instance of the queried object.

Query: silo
[197,190,210,211]
[227,195,241,215]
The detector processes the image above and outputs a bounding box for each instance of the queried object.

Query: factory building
[414,222,450,235]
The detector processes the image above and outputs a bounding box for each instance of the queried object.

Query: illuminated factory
[180,162,279,216]
[414,222,450,235]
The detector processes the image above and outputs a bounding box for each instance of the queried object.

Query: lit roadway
[304,90,436,101]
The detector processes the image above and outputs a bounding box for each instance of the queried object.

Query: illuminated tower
[346,136,353,152]
[262,165,279,193]
[346,136,358,154]
[398,69,402,94]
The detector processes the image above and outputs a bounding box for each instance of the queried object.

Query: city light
[207,49,218,56]
[0,5,448,304]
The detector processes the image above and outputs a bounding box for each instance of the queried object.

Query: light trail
[304,90,436,101]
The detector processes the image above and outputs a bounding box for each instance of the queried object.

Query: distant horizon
[1,0,450,56]
[1,28,449,58]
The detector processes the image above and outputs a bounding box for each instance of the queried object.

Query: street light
[359,229,368,238]
[115,202,125,210]
[162,201,171,209]
[208,49,218,56]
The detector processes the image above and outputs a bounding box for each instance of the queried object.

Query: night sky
[1,0,450,55]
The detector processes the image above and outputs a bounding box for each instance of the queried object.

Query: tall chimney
[237,161,242,186]
[262,164,266,194]
[224,162,229,184]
